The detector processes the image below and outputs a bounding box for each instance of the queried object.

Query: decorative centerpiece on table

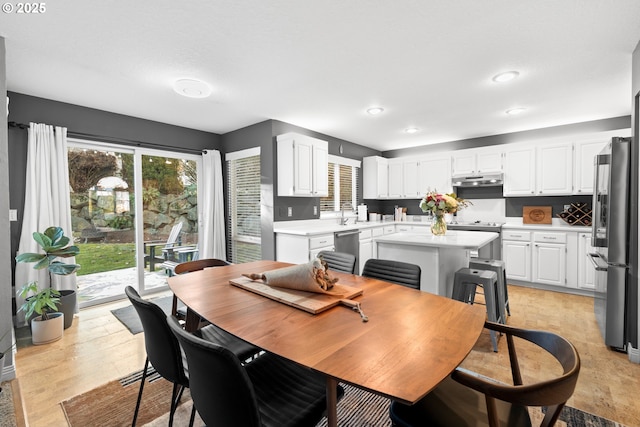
[419,191,470,235]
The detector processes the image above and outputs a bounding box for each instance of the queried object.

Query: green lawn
[75,243,136,275]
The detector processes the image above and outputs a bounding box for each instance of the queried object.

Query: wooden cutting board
[229,276,363,314]
[523,206,553,224]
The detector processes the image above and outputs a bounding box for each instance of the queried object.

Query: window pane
[320,163,336,212]
[339,164,353,209]
[320,160,359,213]
[227,154,261,263]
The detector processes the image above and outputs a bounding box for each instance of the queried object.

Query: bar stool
[469,258,510,322]
[452,268,501,352]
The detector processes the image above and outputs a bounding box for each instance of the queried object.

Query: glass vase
[431,213,447,236]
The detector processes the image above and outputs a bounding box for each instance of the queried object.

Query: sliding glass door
[69,140,201,307]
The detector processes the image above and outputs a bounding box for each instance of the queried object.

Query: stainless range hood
[452,173,503,187]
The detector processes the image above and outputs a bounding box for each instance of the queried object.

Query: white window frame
[226,147,261,263]
[320,155,361,218]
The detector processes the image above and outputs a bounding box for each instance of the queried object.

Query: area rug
[110,296,174,334]
[61,368,627,427]
[0,382,18,427]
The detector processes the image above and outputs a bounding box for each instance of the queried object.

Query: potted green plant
[16,226,80,331]
[17,282,64,345]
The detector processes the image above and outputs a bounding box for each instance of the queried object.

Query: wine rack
[557,202,592,226]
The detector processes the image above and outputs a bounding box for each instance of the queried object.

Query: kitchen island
[374,229,499,296]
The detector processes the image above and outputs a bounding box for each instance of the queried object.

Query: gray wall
[1,37,15,380]
[6,91,221,301]
[220,119,380,260]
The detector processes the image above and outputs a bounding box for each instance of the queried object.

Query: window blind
[320,158,360,213]
[226,151,261,263]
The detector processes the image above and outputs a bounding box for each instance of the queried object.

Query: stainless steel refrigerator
[590,137,634,350]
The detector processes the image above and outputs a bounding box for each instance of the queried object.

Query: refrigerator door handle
[588,252,609,271]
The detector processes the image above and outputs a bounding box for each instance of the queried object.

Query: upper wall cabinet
[418,155,452,195]
[363,156,389,199]
[503,142,572,196]
[387,158,404,198]
[536,142,574,195]
[573,129,631,194]
[452,146,503,176]
[503,146,536,196]
[277,133,328,197]
[503,129,631,197]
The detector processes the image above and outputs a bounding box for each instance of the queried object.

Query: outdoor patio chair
[143,223,184,271]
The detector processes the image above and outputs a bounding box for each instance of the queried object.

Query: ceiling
[2,1,640,152]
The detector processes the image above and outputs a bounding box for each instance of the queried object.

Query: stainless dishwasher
[334,229,361,274]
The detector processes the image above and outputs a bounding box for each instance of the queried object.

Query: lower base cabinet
[502,229,582,292]
[577,232,595,290]
[276,233,335,264]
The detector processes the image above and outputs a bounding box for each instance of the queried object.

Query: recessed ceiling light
[506,107,526,115]
[173,79,212,98]
[404,127,420,134]
[492,71,520,83]
[367,107,384,115]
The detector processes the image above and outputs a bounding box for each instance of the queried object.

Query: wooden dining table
[168,260,486,427]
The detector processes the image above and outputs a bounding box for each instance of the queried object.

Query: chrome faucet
[340,204,350,225]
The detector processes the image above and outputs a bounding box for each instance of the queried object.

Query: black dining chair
[389,321,581,427]
[167,315,345,427]
[171,258,231,321]
[362,258,421,289]
[125,286,259,427]
[317,250,357,274]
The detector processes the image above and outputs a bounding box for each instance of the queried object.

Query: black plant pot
[56,290,76,329]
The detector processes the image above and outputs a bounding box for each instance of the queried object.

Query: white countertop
[273,218,592,236]
[502,220,591,232]
[374,229,499,250]
[273,219,417,236]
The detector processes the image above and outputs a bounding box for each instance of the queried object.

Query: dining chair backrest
[389,321,581,427]
[167,316,264,426]
[317,250,357,274]
[124,286,188,387]
[362,258,421,289]
[174,258,230,275]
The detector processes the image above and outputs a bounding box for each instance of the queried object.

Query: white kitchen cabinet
[572,129,631,194]
[502,229,569,288]
[418,155,452,195]
[532,241,566,287]
[502,230,532,282]
[276,133,328,197]
[452,147,502,176]
[358,228,373,274]
[476,146,504,174]
[503,146,536,196]
[403,159,421,198]
[276,233,334,264]
[503,142,572,196]
[452,149,476,176]
[363,156,389,199]
[577,232,595,290]
[387,158,404,198]
[536,142,573,195]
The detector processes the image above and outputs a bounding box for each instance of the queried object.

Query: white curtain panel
[14,123,76,324]
[200,149,226,260]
